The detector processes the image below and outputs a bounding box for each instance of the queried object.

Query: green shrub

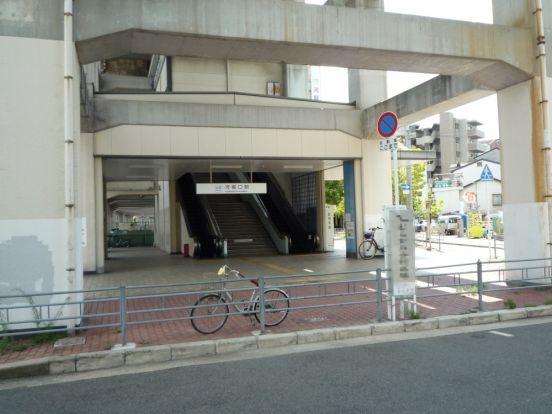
[407,310,421,319]
[503,298,517,309]
[0,337,11,354]
[31,332,67,345]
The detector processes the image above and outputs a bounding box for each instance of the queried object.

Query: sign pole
[377,111,400,208]
[393,146,399,207]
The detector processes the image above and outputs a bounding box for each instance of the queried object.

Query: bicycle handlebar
[217,265,246,280]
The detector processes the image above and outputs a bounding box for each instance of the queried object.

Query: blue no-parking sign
[377,111,398,138]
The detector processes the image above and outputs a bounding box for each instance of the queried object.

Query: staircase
[207,195,277,256]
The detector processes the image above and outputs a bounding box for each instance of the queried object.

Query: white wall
[459,161,501,184]
[94,126,362,159]
[230,60,283,95]
[0,36,65,220]
[0,36,84,307]
[78,134,97,272]
[172,57,283,95]
[465,181,502,213]
[154,181,172,253]
[433,187,461,213]
[172,57,227,92]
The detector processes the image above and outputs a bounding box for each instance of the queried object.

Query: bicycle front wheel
[358,240,377,259]
[255,288,290,327]
[191,294,229,334]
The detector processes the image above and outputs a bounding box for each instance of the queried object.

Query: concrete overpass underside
[74,0,533,91]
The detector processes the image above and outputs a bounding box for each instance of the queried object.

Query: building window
[492,193,502,206]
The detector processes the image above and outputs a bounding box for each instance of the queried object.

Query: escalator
[176,173,221,258]
[178,172,316,257]
[206,193,278,256]
[253,172,317,253]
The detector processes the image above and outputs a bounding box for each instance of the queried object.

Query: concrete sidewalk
[2,306,552,381]
[6,237,552,381]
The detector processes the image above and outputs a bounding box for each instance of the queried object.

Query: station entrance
[99,157,350,274]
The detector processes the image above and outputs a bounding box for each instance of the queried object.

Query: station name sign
[196,183,267,194]
[384,206,415,297]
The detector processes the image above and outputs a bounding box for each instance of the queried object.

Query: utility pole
[406,128,413,211]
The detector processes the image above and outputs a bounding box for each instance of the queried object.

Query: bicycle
[190,265,290,334]
[358,226,384,259]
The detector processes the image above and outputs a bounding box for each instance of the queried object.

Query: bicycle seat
[364,231,373,239]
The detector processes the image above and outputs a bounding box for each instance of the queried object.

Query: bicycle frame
[191,265,291,334]
[217,266,259,316]
[364,227,383,251]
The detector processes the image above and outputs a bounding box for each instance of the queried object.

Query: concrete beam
[73,0,533,89]
[0,0,63,41]
[397,150,437,161]
[362,75,494,137]
[91,99,363,138]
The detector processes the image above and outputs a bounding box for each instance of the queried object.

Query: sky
[304,0,499,140]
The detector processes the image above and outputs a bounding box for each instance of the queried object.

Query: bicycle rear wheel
[191,294,229,334]
[255,288,290,326]
[358,240,377,259]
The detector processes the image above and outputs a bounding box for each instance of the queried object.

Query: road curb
[0,305,547,380]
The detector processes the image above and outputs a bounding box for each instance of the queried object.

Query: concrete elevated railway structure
[0,0,550,305]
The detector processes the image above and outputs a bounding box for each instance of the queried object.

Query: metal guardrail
[1,258,552,346]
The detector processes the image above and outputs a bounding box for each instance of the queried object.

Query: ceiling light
[211,165,243,169]
[283,165,313,169]
[128,165,158,169]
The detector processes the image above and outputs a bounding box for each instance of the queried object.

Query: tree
[325,180,343,206]
[425,191,444,222]
[325,180,344,228]
[391,163,428,217]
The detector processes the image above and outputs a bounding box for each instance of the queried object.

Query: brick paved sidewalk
[2,280,551,365]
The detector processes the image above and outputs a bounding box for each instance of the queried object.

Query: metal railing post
[258,276,266,334]
[119,286,127,346]
[477,260,483,312]
[376,268,383,322]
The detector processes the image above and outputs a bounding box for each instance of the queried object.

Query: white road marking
[303,269,314,273]
[414,281,502,303]
[489,330,514,337]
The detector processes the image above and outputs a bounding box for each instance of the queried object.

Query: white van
[437,214,462,235]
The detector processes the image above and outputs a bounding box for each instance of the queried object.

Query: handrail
[254,172,316,253]
[93,90,355,107]
[228,172,289,254]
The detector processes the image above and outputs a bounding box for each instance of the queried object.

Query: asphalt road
[1,322,551,414]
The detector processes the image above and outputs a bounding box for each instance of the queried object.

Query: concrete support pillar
[79,133,96,272]
[169,177,179,254]
[343,160,358,258]
[316,170,326,252]
[492,1,551,266]
[498,80,550,263]
[360,140,391,233]
[439,112,456,174]
[458,119,469,164]
[348,70,387,110]
[94,157,105,273]
[154,189,160,248]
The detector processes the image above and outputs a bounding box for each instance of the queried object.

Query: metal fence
[1,258,552,347]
